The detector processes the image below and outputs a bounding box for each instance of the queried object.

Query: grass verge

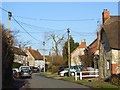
[41,72,119,90]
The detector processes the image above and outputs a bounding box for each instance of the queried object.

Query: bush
[12,62,22,68]
[51,66,59,73]
[111,74,120,86]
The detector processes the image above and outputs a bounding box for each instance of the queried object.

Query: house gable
[71,39,86,66]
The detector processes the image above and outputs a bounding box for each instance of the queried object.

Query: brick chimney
[82,39,86,43]
[25,47,28,52]
[18,44,21,49]
[79,39,86,48]
[102,9,110,24]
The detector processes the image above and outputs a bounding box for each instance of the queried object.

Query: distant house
[13,45,28,66]
[71,39,86,66]
[88,39,99,55]
[98,9,120,78]
[25,47,43,66]
[80,39,99,68]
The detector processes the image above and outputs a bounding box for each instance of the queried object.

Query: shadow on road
[2,79,28,90]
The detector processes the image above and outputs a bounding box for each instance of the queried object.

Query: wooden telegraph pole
[43,41,46,72]
[8,11,12,37]
[67,28,70,76]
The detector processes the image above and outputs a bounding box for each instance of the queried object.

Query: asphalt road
[21,73,94,89]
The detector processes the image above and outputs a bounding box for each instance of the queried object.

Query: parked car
[60,65,82,77]
[19,66,32,78]
[12,70,19,78]
[31,66,39,73]
[29,66,40,73]
[58,66,68,75]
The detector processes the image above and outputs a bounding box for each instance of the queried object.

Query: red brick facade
[112,63,118,74]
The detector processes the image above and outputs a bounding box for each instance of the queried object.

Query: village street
[21,73,93,89]
[1,2,119,89]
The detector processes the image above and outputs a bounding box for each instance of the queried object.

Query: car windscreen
[21,67,30,70]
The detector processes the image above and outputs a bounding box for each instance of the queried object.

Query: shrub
[51,66,59,73]
[111,74,120,86]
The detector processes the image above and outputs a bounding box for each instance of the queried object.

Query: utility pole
[43,41,45,72]
[67,28,70,76]
[8,11,12,37]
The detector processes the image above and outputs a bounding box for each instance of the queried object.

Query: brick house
[98,9,120,78]
[71,39,86,66]
[25,47,43,66]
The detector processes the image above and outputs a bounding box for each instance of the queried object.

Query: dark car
[58,66,68,75]
[19,66,32,78]
[12,70,19,78]
[30,66,39,73]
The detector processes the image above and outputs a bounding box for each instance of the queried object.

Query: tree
[79,48,94,68]
[62,36,79,62]
[48,34,64,57]
[1,23,14,88]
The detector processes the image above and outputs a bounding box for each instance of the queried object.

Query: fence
[75,70,99,80]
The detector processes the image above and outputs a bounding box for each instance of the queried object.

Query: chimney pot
[29,46,31,49]
[18,44,21,49]
[82,39,86,42]
[102,9,110,24]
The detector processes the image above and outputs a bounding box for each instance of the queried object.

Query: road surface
[22,73,94,89]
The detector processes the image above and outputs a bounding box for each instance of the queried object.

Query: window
[107,60,110,70]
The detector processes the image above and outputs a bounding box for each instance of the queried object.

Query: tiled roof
[71,41,86,55]
[13,47,27,56]
[79,42,86,48]
[27,49,43,60]
[88,39,98,54]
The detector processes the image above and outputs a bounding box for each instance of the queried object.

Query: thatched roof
[101,16,120,49]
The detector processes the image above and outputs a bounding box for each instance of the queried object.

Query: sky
[1,2,118,55]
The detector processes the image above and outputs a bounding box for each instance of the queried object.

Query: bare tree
[11,30,31,50]
[19,41,31,50]
[48,34,64,57]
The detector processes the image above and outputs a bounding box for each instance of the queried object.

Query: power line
[0,7,9,12]
[12,19,66,33]
[16,15,101,21]
[12,16,39,41]
[15,15,101,22]
[39,18,96,21]
[15,15,37,20]
[0,7,101,22]
[71,34,96,36]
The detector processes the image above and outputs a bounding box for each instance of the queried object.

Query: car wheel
[30,76,32,79]
[60,73,64,77]
[71,72,75,76]
[64,73,68,76]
